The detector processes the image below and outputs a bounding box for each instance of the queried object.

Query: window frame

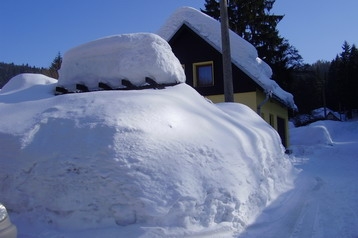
[192,61,214,87]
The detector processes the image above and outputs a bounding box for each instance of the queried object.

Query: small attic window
[193,61,214,87]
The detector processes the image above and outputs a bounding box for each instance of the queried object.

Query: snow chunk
[58,33,186,90]
[158,7,297,110]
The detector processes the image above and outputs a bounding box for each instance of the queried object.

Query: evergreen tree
[327,41,358,116]
[289,62,329,114]
[202,0,302,90]
[348,44,358,110]
[48,52,62,79]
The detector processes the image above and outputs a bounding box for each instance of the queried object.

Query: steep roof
[158,7,297,110]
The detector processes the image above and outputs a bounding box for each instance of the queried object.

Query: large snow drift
[58,33,186,91]
[1,29,294,237]
[0,73,295,236]
[158,7,297,110]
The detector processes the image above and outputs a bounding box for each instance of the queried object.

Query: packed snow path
[239,120,358,238]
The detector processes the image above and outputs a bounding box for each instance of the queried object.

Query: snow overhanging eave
[272,93,298,111]
[176,23,267,90]
[162,18,297,110]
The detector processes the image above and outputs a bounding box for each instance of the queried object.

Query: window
[193,61,214,87]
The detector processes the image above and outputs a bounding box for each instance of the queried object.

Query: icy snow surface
[240,119,358,238]
[158,7,297,110]
[0,73,295,237]
[58,33,186,91]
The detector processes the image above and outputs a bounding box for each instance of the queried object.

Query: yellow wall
[206,92,257,109]
[206,91,290,147]
[256,90,290,147]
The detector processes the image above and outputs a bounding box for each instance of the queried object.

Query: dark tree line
[289,41,358,116]
[0,53,62,88]
[288,61,330,114]
[326,42,358,115]
[0,62,44,88]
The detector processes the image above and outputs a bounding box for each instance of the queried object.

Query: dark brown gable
[168,24,259,96]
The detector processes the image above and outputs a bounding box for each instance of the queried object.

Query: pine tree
[48,52,62,79]
[202,0,302,89]
[327,41,358,116]
[348,44,358,111]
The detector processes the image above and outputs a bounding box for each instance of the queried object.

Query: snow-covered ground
[239,119,358,238]
[0,73,295,237]
[1,31,357,237]
[2,76,357,238]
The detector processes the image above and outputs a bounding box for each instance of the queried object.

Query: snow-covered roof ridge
[158,7,297,110]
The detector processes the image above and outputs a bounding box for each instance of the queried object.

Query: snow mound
[0,75,295,235]
[290,121,334,146]
[58,33,186,91]
[0,73,57,103]
[158,7,297,110]
[0,73,56,95]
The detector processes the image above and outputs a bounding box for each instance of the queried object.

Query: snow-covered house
[158,7,297,147]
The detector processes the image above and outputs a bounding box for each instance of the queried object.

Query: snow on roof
[58,33,186,91]
[158,7,297,110]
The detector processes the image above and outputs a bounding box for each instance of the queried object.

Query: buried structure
[56,33,186,93]
[0,32,295,236]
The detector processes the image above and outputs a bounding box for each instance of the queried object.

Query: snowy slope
[0,73,295,237]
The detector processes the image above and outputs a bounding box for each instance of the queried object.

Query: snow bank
[243,119,358,237]
[290,119,357,147]
[158,7,297,110]
[290,122,334,146]
[0,74,295,236]
[58,33,186,91]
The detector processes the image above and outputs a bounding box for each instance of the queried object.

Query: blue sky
[1,0,357,67]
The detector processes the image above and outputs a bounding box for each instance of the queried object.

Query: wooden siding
[169,24,258,96]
